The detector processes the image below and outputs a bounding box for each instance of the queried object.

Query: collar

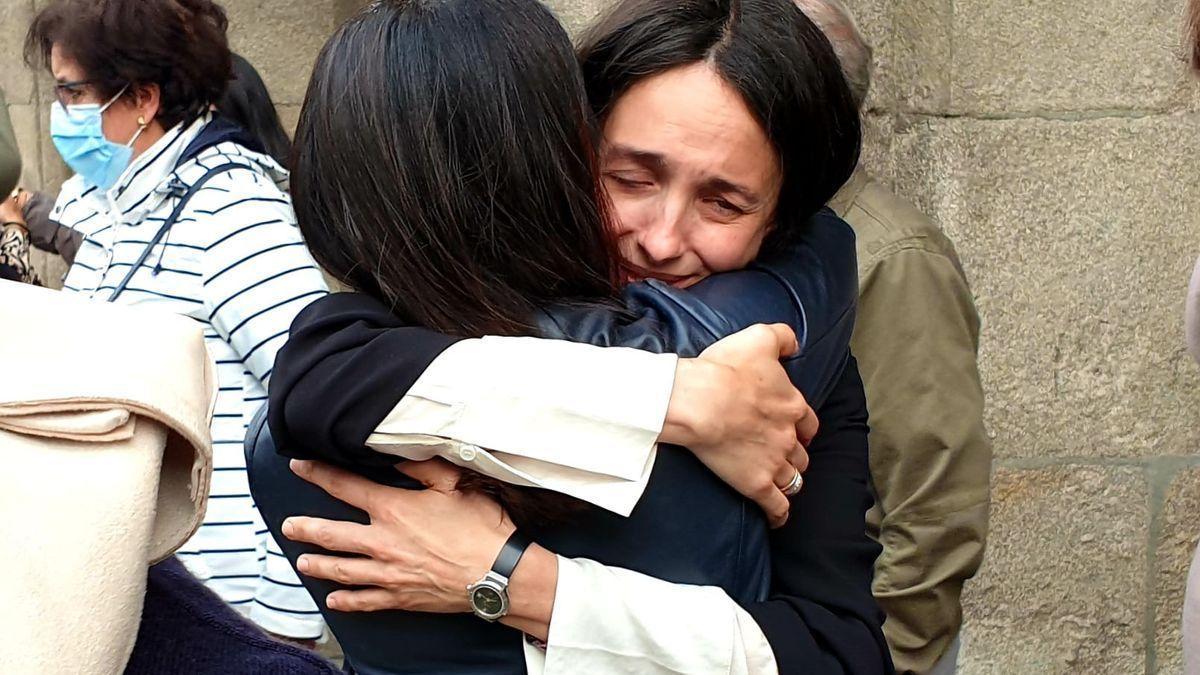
[106,114,211,220]
[828,166,870,218]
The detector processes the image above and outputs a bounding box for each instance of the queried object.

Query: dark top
[123,557,339,675]
[23,190,82,266]
[266,208,892,674]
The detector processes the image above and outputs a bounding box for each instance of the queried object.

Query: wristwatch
[467,530,532,622]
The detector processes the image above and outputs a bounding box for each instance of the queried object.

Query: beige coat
[0,280,215,674]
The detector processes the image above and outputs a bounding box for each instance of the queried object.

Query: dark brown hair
[579,0,862,245]
[26,0,233,130]
[293,0,620,339]
[293,0,621,526]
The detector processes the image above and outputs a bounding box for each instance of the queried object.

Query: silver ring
[782,469,804,497]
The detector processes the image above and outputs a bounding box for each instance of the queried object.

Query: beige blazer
[0,280,215,675]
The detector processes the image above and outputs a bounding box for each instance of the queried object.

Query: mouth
[619,262,694,287]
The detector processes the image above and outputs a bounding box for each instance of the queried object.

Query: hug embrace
[254,0,894,673]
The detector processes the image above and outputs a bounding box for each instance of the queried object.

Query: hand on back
[664,324,816,528]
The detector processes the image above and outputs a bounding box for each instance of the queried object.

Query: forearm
[499,544,558,640]
[278,212,857,464]
[514,554,777,675]
[23,192,81,263]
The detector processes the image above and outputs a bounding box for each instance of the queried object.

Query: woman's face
[50,44,146,148]
[601,63,782,288]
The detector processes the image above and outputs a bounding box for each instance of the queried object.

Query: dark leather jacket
[254,208,892,674]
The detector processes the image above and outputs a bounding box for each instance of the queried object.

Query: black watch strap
[491,530,532,580]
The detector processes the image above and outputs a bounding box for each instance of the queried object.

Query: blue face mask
[51,86,147,192]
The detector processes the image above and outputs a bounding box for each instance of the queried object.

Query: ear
[130,82,162,126]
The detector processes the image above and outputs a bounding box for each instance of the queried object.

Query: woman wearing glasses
[18,0,330,643]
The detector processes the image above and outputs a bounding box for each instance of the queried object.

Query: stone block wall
[844,1,1200,671]
[2,0,1197,672]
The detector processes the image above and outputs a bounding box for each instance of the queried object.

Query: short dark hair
[219,54,292,166]
[579,0,862,244]
[26,0,233,130]
[292,0,619,338]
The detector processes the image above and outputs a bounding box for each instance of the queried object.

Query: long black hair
[579,0,862,245]
[218,54,292,166]
[292,0,619,338]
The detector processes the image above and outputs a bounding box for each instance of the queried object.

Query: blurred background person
[794,2,992,673]
[0,87,37,284]
[1183,4,1200,672]
[1,52,292,277]
[219,53,292,166]
[18,0,328,644]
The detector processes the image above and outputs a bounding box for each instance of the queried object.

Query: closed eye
[605,173,653,189]
[705,197,747,217]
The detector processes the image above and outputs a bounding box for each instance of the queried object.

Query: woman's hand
[0,188,28,227]
[662,324,815,528]
[282,458,514,615]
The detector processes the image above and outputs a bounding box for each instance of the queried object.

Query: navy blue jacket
[124,557,339,675]
[254,208,892,674]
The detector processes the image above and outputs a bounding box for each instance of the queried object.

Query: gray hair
[793,0,874,109]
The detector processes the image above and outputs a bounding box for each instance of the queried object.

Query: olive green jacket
[0,89,21,196]
[829,169,992,675]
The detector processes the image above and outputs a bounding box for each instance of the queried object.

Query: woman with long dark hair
[251,0,888,672]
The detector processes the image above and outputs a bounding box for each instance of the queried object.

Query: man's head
[579,0,861,287]
[793,0,874,110]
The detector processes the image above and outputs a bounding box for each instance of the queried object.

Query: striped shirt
[53,114,329,639]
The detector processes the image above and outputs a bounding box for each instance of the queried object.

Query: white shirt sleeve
[522,557,778,675]
[367,337,678,516]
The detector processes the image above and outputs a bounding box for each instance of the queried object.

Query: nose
[636,198,688,265]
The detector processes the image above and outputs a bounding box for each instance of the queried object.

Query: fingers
[762,323,799,358]
[396,458,463,492]
[291,459,381,511]
[756,484,791,529]
[754,464,794,528]
[795,406,819,447]
[789,442,811,475]
[281,516,378,556]
[325,588,401,613]
[773,461,800,491]
[296,553,395,586]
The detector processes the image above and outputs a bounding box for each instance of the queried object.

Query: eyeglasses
[53,80,101,108]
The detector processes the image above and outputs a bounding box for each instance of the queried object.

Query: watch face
[471,585,505,617]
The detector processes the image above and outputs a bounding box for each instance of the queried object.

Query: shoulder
[841,178,966,275]
[171,143,299,250]
[176,143,291,207]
